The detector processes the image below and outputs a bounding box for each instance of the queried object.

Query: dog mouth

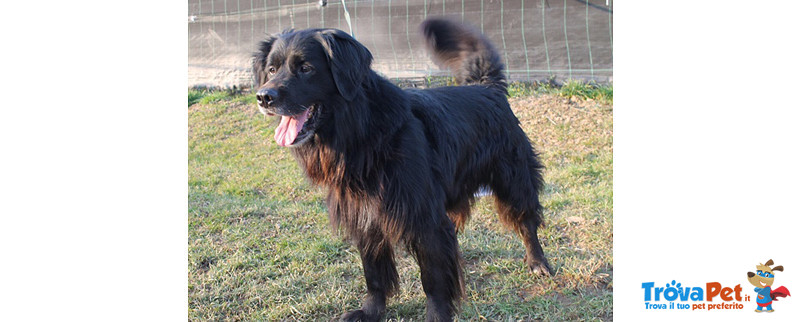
[273,104,319,147]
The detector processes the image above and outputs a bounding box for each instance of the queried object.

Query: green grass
[188,87,613,320]
[417,76,613,104]
[507,80,613,105]
[557,81,613,103]
[189,90,231,106]
[188,90,206,107]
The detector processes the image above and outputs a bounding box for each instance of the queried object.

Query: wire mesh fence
[188,0,612,89]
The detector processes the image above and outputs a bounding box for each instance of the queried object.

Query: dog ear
[765,259,774,267]
[252,35,278,87]
[318,29,373,101]
[772,265,784,272]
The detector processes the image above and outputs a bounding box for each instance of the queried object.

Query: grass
[188,82,613,320]
[417,76,613,105]
[507,80,613,104]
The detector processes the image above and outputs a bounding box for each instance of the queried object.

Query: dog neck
[291,72,410,191]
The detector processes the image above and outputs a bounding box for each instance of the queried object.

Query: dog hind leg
[490,155,553,276]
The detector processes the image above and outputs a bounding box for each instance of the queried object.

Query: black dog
[253,18,552,321]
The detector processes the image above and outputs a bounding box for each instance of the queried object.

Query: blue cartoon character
[747,259,791,313]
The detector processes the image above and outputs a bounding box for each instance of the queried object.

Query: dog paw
[337,309,380,322]
[526,256,554,276]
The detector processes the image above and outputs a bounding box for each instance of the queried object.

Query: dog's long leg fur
[410,217,464,321]
[490,152,553,275]
[339,226,399,322]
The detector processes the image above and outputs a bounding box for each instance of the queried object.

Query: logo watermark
[640,258,791,313]
[641,280,746,311]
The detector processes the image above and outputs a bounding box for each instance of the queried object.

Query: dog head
[252,28,373,147]
[747,259,783,288]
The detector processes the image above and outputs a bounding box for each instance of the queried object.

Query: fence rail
[188,0,612,88]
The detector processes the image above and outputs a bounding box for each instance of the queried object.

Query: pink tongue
[274,110,310,146]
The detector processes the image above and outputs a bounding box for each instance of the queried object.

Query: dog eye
[300,65,313,74]
[268,66,277,75]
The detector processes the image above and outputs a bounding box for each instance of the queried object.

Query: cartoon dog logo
[747,259,791,312]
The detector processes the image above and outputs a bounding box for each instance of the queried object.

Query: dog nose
[256,88,278,107]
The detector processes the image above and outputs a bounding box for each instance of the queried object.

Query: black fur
[253,18,552,321]
[420,18,507,94]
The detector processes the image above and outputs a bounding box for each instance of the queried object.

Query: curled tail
[420,17,507,94]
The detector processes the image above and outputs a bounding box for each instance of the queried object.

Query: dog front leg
[339,226,398,322]
[410,217,464,321]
